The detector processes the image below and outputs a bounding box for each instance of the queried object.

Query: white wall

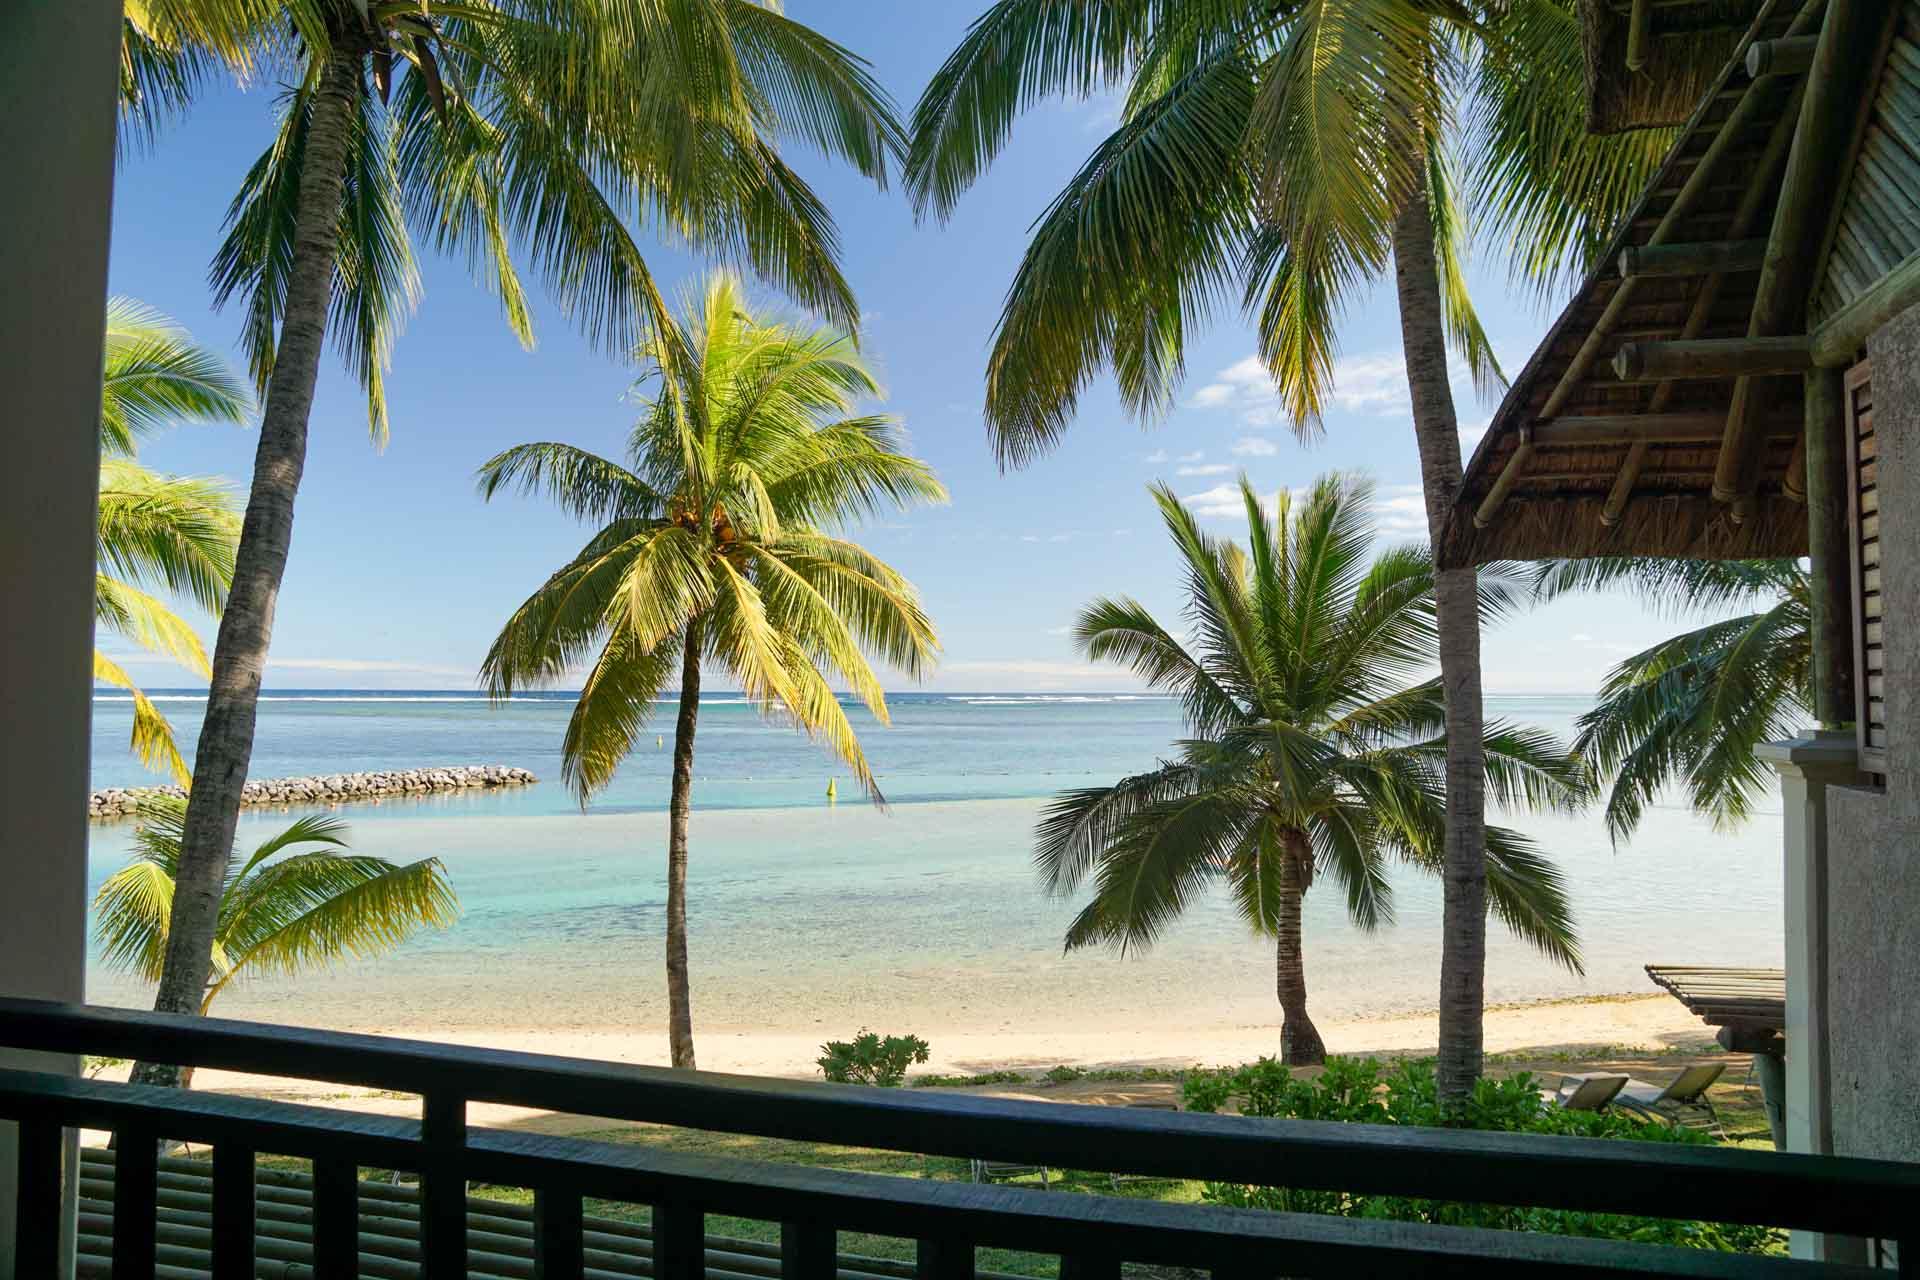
[0,2,125,1273]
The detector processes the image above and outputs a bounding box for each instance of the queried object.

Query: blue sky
[105,0,1680,694]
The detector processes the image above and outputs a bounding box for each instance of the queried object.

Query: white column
[1757,730,1866,1265]
[0,2,124,1275]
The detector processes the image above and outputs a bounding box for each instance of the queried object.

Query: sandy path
[101,994,1712,1143]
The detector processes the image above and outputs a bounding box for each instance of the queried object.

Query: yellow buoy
[826,778,838,803]
[656,736,663,748]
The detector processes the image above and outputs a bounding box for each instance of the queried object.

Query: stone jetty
[89,764,537,819]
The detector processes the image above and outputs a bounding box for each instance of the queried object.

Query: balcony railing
[1,998,1915,1278]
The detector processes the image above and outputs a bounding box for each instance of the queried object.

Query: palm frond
[93,651,192,785]
[100,298,252,456]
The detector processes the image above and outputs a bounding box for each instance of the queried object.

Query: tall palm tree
[1532,558,1809,843]
[1043,475,1584,1064]
[96,298,251,783]
[128,0,909,1081]
[479,273,946,1068]
[905,0,1656,1100]
[94,799,457,1034]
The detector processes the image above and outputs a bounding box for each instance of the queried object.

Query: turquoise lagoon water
[85,692,1785,1042]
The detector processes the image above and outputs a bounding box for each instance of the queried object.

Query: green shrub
[912,1070,1029,1088]
[1182,1057,1781,1255]
[817,1030,931,1087]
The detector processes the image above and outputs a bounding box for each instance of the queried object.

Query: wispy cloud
[1178,450,1204,463]
[1144,448,1169,464]
[1182,482,1275,521]
[1191,350,1505,428]
[268,657,476,678]
[1230,436,1277,457]
[1370,485,1429,537]
[1177,462,1231,477]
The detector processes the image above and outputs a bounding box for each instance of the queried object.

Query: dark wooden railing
[1,999,1916,1278]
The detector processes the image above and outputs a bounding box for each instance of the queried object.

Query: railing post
[652,1198,704,1280]
[312,1157,357,1278]
[532,1187,583,1279]
[209,1146,254,1280]
[11,1119,62,1278]
[112,1130,156,1279]
[780,1221,834,1277]
[1059,1254,1120,1280]
[419,1092,467,1279]
[916,1238,974,1280]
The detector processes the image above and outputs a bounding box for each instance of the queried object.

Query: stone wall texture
[90,764,536,819]
[1824,308,1920,1165]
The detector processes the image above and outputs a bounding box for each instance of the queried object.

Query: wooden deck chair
[1614,1062,1728,1136]
[1540,1073,1628,1112]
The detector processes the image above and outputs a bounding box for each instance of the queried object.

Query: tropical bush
[817,1031,931,1087]
[1183,1057,1781,1253]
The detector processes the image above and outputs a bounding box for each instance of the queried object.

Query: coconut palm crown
[1041,475,1586,1064]
[96,298,251,782]
[479,272,946,1067]
[1532,558,1809,843]
[94,798,458,1016]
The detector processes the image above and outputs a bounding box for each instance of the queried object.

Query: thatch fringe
[1439,492,1806,568]
[1580,0,1769,134]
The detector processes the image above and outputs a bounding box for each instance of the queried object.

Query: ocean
[84,691,1785,1059]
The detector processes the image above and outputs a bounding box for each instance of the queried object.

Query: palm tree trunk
[1392,161,1488,1108]
[666,627,702,1069]
[1275,830,1325,1066]
[130,42,363,1088]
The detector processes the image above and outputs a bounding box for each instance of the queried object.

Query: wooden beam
[1601,441,1650,527]
[1536,413,1799,447]
[1717,0,1900,506]
[1613,336,1813,381]
[1812,249,1920,365]
[1626,0,1652,72]
[1746,36,1819,78]
[1804,368,1855,728]
[1604,96,1808,527]
[1618,239,1768,279]
[1534,4,1823,424]
[1472,431,1534,530]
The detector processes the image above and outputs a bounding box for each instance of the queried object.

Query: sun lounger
[1110,1100,1179,1189]
[971,1159,1050,1188]
[1540,1072,1629,1112]
[1613,1062,1727,1135]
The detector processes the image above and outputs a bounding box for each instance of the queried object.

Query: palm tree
[96,298,251,783]
[128,0,909,1079]
[1043,475,1585,1065]
[1532,558,1809,843]
[479,273,946,1068]
[906,0,1656,1100]
[94,799,457,1067]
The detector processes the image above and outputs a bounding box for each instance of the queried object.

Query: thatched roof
[1439,0,1811,569]
[1580,0,1771,133]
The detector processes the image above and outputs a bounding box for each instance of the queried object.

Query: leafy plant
[817,1031,931,1088]
[94,298,248,782]
[94,798,458,1019]
[1044,1065,1085,1084]
[1183,1057,1781,1253]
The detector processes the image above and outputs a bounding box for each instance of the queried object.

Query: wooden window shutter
[1845,359,1886,774]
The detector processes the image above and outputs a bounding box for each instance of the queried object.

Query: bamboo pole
[1612,336,1813,381]
[1805,367,1857,728]
[1618,239,1769,279]
[1717,0,1899,508]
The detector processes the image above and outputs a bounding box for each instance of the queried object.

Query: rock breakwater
[90,764,538,819]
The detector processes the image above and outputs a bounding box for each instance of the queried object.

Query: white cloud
[1369,485,1430,537]
[1177,463,1231,477]
[1182,482,1271,521]
[1190,350,1501,428]
[1178,450,1205,463]
[1230,436,1277,457]
[1144,448,1169,464]
[1458,416,1491,452]
[1044,625,1075,636]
